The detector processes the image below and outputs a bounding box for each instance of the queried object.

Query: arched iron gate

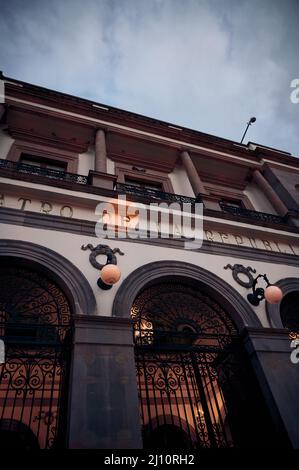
[132,281,279,449]
[0,265,73,449]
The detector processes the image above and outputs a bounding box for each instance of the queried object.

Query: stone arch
[112,260,261,331]
[266,277,299,329]
[0,239,96,316]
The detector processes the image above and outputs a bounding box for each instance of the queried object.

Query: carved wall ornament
[81,243,124,270]
[224,263,256,288]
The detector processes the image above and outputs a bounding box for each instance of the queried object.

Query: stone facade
[0,73,299,448]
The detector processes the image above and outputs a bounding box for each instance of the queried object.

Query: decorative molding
[81,243,124,270]
[0,239,97,316]
[224,263,256,288]
[110,150,174,173]
[112,260,262,330]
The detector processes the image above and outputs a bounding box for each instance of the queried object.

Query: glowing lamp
[97,264,121,290]
[264,285,283,304]
[101,264,121,285]
[247,273,284,307]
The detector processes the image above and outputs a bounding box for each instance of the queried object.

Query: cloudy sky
[0,0,298,155]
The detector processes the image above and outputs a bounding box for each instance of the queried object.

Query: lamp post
[240,117,256,144]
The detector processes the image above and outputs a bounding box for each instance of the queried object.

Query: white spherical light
[101,264,121,285]
[264,285,283,304]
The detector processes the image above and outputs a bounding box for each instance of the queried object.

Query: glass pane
[20,158,41,167]
[126,178,163,190]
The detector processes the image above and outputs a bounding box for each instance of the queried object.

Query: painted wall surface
[78,146,95,175]
[0,130,14,157]
[169,165,194,197]
[269,167,299,206]
[1,222,299,328]
[244,182,277,214]
[107,157,115,175]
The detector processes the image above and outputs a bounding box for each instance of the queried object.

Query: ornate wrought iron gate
[0,265,73,449]
[132,281,278,449]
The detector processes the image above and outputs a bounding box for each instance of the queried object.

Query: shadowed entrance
[132,280,280,449]
[0,262,73,449]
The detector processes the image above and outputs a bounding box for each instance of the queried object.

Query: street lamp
[240,117,256,144]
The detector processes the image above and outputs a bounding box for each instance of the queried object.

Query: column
[95,128,107,173]
[181,150,209,196]
[243,328,298,448]
[68,316,143,449]
[253,170,288,216]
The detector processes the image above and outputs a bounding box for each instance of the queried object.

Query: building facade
[0,73,299,449]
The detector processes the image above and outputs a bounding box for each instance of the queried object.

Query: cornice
[3,78,264,160]
[3,74,299,170]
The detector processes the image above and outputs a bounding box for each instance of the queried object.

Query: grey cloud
[0,0,298,155]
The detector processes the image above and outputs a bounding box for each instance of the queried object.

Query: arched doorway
[0,262,73,449]
[131,279,280,449]
[280,291,299,332]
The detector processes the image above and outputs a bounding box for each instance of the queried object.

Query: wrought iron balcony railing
[116,182,201,205]
[0,158,292,227]
[0,158,88,185]
[219,202,288,225]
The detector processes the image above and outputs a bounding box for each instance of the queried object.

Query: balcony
[0,158,293,228]
[0,158,88,185]
[219,202,288,226]
[116,183,201,205]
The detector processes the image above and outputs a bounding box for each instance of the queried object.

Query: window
[115,163,174,193]
[20,154,67,172]
[125,177,163,191]
[7,140,78,173]
[220,198,245,209]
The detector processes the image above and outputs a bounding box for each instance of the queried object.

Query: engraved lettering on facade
[41,201,53,214]
[60,206,73,218]
[18,198,31,210]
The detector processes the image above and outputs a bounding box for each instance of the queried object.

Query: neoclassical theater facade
[0,73,299,449]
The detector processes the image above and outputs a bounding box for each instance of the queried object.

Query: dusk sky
[0,0,298,155]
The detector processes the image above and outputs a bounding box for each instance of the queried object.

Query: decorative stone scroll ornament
[224,263,256,288]
[224,263,283,306]
[81,243,124,290]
